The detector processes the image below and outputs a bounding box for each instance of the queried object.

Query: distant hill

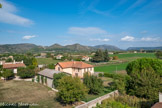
[94,44,122,51]
[127,46,162,51]
[0,43,44,53]
[0,43,122,53]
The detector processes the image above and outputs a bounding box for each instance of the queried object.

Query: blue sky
[0,0,162,49]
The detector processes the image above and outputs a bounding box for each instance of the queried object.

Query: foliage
[32,58,38,67]
[2,69,14,80]
[0,3,2,8]
[83,72,104,95]
[41,76,44,84]
[155,51,162,59]
[45,77,47,84]
[113,56,118,60]
[32,78,34,82]
[17,67,35,78]
[126,58,162,100]
[92,49,109,62]
[47,63,55,69]
[57,76,88,104]
[53,73,67,88]
[5,58,13,62]
[37,75,40,82]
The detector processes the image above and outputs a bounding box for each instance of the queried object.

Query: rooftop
[3,63,26,69]
[38,69,62,79]
[57,61,93,69]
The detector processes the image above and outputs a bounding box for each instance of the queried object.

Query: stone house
[55,61,94,78]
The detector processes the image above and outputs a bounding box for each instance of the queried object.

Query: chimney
[13,60,15,64]
[159,92,162,102]
[21,60,23,63]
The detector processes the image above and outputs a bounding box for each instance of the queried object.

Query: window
[58,67,60,71]
[75,73,78,77]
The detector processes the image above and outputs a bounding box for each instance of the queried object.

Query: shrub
[98,73,104,77]
[2,69,14,80]
[83,72,104,95]
[37,75,40,82]
[32,78,34,82]
[17,67,35,78]
[53,73,67,88]
[57,76,88,104]
[47,63,55,69]
[45,77,47,84]
[113,56,118,60]
[41,76,44,84]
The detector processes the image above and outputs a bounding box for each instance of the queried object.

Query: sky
[0,0,162,49]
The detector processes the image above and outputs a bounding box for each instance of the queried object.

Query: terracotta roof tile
[58,61,93,69]
[3,63,26,69]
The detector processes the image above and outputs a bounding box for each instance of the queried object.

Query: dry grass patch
[0,80,71,108]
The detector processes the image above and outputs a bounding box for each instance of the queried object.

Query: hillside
[0,43,122,53]
[94,44,122,51]
[127,46,162,51]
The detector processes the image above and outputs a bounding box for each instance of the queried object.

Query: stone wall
[75,90,119,108]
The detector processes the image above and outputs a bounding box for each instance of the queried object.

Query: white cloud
[0,0,33,26]
[68,27,108,36]
[121,36,135,41]
[22,35,36,40]
[90,38,110,42]
[141,37,159,41]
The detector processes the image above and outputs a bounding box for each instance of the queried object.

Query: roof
[3,63,26,69]
[152,102,162,108]
[57,61,93,69]
[38,69,62,79]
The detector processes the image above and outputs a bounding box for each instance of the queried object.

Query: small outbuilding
[37,69,62,88]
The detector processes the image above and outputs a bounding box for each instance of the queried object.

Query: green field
[95,53,156,73]
[109,53,155,59]
[94,62,128,73]
[36,58,61,65]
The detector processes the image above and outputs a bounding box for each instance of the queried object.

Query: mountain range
[0,43,161,53]
[0,43,121,53]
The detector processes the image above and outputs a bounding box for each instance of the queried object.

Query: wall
[75,90,119,108]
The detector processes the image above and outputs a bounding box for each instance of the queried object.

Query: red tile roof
[152,102,162,108]
[57,61,93,69]
[3,63,26,69]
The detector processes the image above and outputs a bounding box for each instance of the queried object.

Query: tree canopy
[57,76,88,104]
[126,58,162,100]
[53,73,67,88]
[2,69,14,80]
[83,72,104,94]
[92,49,109,62]
[17,67,35,78]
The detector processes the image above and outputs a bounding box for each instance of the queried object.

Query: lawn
[36,58,62,65]
[0,80,71,108]
[94,62,128,73]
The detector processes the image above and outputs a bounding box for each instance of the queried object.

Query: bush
[47,63,55,69]
[53,73,67,88]
[45,77,47,84]
[2,69,14,80]
[113,56,118,60]
[126,58,162,100]
[17,67,35,78]
[41,76,44,84]
[32,78,34,82]
[98,73,104,77]
[83,72,104,95]
[57,76,88,104]
[37,75,40,82]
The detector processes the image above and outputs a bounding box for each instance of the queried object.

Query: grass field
[109,53,155,59]
[0,80,70,108]
[94,62,128,73]
[36,58,61,65]
[95,53,156,73]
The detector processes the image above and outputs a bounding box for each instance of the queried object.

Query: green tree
[104,49,109,62]
[57,76,88,104]
[2,69,14,80]
[53,73,66,88]
[126,58,162,100]
[32,58,38,67]
[47,63,55,69]
[83,72,104,94]
[5,58,13,62]
[155,51,162,59]
[17,67,35,78]
[92,49,104,62]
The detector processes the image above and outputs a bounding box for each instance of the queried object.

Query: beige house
[56,55,63,59]
[82,56,91,61]
[55,61,94,78]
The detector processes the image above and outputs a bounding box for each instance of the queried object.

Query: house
[0,61,5,65]
[37,69,62,88]
[151,92,162,108]
[55,61,94,78]
[2,60,26,74]
[82,56,91,61]
[108,52,114,55]
[134,51,137,53]
[56,55,63,60]
[40,53,47,58]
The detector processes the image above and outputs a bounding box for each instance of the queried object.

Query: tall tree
[92,49,104,62]
[104,49,109,62]
[57,76,88,104]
